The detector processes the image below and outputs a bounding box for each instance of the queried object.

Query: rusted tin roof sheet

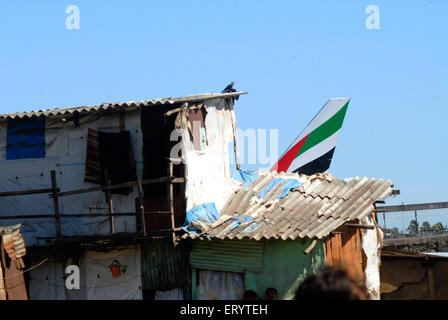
[0,224,26,260]
[183,171,394,241]
[0,91,247,119]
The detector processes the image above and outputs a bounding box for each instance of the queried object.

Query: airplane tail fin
[271,98,350,174]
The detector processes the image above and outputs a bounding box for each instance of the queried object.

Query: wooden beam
[0,188,59,197]
[52,177,184,198]
[167,160,177,247]
[0,213,140,219]
[344,223,375,230]
[376,202,448,213]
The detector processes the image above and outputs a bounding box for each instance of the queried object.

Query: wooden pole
[104,171,115,235]
[50,170,61,240]
[304,239,317,254]
[137,180,146,236]
[167,160,177,247]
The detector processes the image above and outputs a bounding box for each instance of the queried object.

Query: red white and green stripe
[271,98,350,175]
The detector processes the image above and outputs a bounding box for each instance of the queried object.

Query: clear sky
[1,1,447,231]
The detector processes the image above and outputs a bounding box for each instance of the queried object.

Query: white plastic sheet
[29,245,143,300]
[199,270,244,300]
[361,215,383,300]
[155,287,184,300]
[0,111,142,245]
[181,99,241,212]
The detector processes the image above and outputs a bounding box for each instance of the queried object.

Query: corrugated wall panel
[190,239,264,273]
[141,240,190,290]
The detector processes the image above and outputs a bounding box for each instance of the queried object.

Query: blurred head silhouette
[294,266,369,300]
[265,287,278,300]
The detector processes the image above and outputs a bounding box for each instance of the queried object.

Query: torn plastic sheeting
[231,169,259,190]
[255,178,302,200]
[182,202,221,235]
[227,215,254,231]
[277,179,302,199]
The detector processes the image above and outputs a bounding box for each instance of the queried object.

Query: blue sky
[1,1,446,231]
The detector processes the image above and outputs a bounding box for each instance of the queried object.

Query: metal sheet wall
[141,240,190,291]
[190,239,264,273]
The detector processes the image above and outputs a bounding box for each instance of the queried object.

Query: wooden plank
[53,177,183,198]
[376,202,448,213]
[0,214,55,219]
[344,223,375,230]
[168,161,177,247]
[0,213,138,219]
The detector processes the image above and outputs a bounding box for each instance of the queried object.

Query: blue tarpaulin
[182,202,221,235]
[278,179,302,199]
[232,170,260,189]
[255,178,302,199]
[6,117,45,160]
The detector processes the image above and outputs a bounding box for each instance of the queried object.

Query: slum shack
[182,171,394,300]
[0,90,246,299]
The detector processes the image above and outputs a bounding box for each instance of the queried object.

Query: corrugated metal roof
[0,91,247,119]
[183,171,394,241]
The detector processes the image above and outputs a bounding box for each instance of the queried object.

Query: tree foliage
[431,222,445,233]
[407,220,419,235]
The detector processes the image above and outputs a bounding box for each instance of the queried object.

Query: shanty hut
[0,90,246,299]
[182,171,394,300]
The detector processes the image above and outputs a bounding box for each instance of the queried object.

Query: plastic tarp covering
[28,257,68,300]
[29,245,142,300]
[231,168,260,190]
[155,288,184,300]
[6,117,45,160]
[199,270,244,300]
[181,99,241,212]
[361,215,383,300]
[182,203,220,235]
[0,111,142,246]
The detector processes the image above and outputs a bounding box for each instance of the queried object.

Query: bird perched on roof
[221,81,239,102]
